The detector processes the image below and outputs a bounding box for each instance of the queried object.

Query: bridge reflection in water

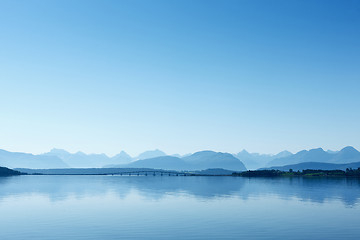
[111,170,191,176]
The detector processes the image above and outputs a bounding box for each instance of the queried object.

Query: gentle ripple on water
[0,175,360,239]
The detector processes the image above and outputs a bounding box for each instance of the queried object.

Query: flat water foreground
[0,175,360,239]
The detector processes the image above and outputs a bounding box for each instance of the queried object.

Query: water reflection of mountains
[0,175,360,206]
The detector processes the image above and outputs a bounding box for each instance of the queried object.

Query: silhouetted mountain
[44,148,133,168]
[234,150,292,170]
[267,146,360,167]
[3,147,358,170]
[135,149,166,160]
[45,148,71,160]
[42,149,179,168]
[0,166,23,176]
[183,151,246,171]
[108,151,246,171]
[275,150,293,158]
[264,161,360,171]
[0,149,68,169]
[44,149,107,168]
[111,151,132,164]
[331,146,360,163]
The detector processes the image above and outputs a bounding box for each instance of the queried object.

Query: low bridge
[109,170,192,176]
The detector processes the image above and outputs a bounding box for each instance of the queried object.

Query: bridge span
[110,170,192,176]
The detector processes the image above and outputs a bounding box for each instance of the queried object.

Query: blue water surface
[0,175,359,239]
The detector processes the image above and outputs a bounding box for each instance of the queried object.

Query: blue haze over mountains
[234,150,293,170]
[267,146,360,166]
[114,151,247,171]
[1,147,360,171]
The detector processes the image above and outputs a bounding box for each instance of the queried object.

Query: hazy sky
[1,0,359,156]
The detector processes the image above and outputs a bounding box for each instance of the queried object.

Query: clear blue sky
[0,0,359,156]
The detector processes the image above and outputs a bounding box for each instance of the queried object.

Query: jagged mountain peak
[340,146,359,153]
[308,147,325,153]
[49,148,70,154]
[136,149,167,160]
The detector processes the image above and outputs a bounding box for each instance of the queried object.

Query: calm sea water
[0,175,360,239]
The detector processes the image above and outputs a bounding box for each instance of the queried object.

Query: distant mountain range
[233,150,292,170]
[135,149,167,160]
[0,148,246,171]
[267,146,360,167]
[106,151,247,171]
[43,148,169,168]
[1,146,360,171]
[0,149,68,169]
